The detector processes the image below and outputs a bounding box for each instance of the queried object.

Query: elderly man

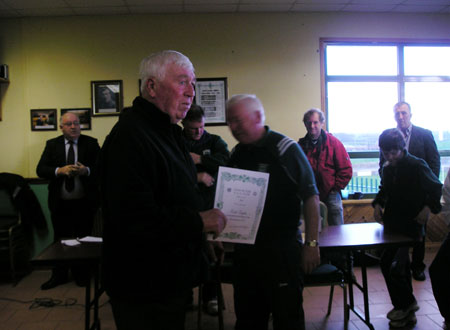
[373,128,442,328]
[379,101,440,281]
[429,167,450,330]
[37,112,100,289]
[226,94,320,330]
[100,50,227,330]
[298,108,352,226]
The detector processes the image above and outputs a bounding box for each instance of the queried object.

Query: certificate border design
[215,171,268,242]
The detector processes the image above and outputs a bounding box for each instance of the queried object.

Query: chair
[197,245,233,330]
[303,201,349,327]
[0,187,29,284]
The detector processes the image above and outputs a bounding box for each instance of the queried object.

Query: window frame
[320,37,450,161]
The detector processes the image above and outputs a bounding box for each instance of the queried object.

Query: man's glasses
[62,121,80,127]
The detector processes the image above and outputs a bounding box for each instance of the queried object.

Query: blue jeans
[325,190,344,226]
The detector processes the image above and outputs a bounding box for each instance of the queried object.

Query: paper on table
[211,166,269,244]
[78,236,103,243]
[61,239,80,246]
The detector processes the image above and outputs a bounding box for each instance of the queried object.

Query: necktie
[65,141,75,192]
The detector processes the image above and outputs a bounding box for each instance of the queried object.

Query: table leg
[85,278,91,330]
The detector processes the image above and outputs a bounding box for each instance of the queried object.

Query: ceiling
[1,0,450,18]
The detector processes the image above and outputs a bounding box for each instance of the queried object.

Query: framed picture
[30,109,57,131]
[194,77,228,126]
[61,108,92,130]
[91,80,123,116]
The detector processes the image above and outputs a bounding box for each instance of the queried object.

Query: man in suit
[379,101,440,281]
[37,112,100,290]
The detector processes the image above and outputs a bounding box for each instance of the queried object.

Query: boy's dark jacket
[373,150,442,238]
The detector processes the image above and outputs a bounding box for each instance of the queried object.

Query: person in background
[379,101,440,281]
[182,104,230,315]
[429,167,450,330]
[182,104,230,209]
[226,94,320,330]
[36,112,100,290]
[373,128,442,329]
[99,50,227,330]
[298,108,352,226]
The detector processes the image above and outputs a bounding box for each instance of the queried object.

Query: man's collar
[64,137,78,144]
[397,124,412,134]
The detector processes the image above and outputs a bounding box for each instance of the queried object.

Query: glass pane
[327,82,398,152]
[405,82,450,152]
[346,158,381,195]
[404,46,450,76]
[326,45,397,76]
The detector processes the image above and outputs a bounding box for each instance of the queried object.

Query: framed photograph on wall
[91,80,123,116]
[194,77,228,126]
[30,109,57,131]
[61,108,92,130]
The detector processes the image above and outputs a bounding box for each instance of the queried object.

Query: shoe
[389,312,417,328]
[204,299,219,316]
[412,269,426,281]
[40,274,68,290]
[387,301,419,321]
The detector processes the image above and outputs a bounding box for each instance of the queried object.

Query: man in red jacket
[298,108,352,227]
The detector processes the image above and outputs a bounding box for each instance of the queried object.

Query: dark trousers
[380,246,416,309]
[429,233,450,323]
[51,198,95,281]
[411,233,426,272]
[110,293,188,330]
[52,198,95,240]
[234,279,305,330]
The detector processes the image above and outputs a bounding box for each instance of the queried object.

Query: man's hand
[200,208,227,238]
[57,165,79,177]
[414,206,430,225]
[198,172,215,187]
[301,245,320,274]
[373,204,383,223]
[190,152,202,165]
[75,162,89,176]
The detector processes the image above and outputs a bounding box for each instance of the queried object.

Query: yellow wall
[1,12,449,177]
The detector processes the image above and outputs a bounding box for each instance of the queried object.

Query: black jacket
[379,125,440,178]
[100,96,205,301]
[374,151,442,238]
[36,134,100,212]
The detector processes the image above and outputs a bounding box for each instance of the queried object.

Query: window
[321,39,450,195]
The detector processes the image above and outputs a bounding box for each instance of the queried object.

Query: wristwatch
[304,240,319,247]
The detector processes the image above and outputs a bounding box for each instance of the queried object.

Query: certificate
[212,166,269,244]
[194,78,227,125]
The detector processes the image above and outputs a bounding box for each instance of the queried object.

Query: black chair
[303,202,349,327]
[197,245,233,330]
[0,187,29,284]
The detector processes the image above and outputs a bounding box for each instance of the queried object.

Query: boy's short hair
[183,104,205,123]
[379,128,406,151]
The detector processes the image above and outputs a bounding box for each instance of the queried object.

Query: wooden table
[32,241,103,330]
[319,222,415,330]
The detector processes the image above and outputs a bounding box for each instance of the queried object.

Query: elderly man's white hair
[139,50,194,96]
[226,94,266,123]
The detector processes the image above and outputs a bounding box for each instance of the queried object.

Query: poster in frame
[194,77,228,126]
[61,108,92,130]
[91,80,123,116]
[30,109,57,131]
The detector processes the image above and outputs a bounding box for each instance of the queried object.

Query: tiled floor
[0,248,445,330]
